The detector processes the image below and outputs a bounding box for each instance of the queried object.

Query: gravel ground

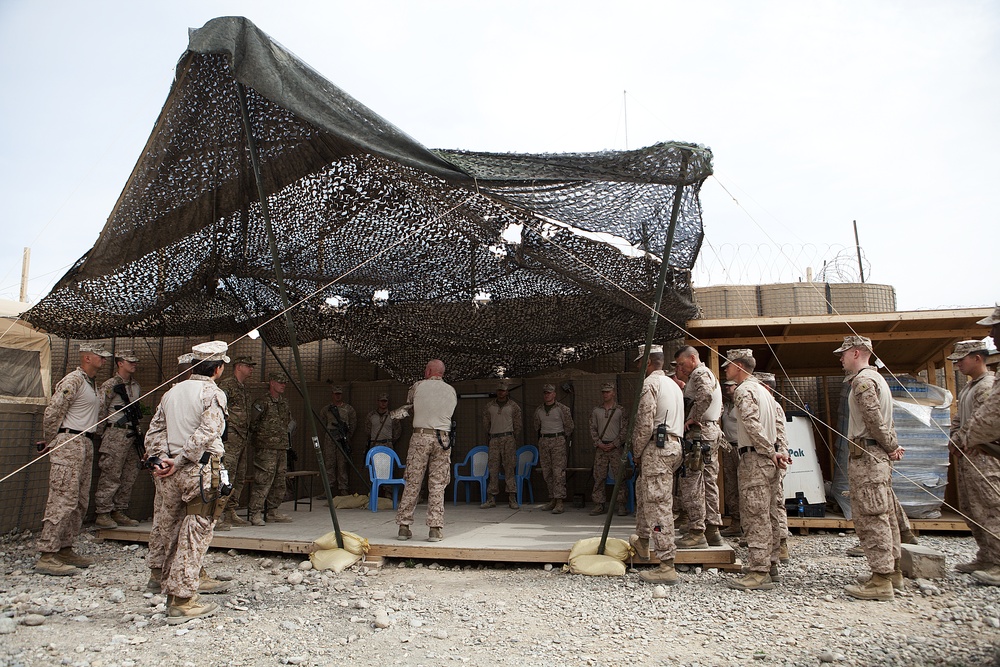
[1,529,998,667]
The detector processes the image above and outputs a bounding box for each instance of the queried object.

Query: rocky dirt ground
[1,528,999,667]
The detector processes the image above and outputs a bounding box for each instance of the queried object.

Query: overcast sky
[1,1,997,312]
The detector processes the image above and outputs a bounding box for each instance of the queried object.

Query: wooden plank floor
[97,499,738,569]
[784,509,969,533]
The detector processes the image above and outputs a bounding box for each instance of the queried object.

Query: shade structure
[24,17,713,382]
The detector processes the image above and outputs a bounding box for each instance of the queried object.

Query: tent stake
[599,151,690,554]
[235,82,344,549]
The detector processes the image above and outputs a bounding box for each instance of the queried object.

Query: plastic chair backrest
[366,446,400,481]
[517,446,538,476]
[470,449,489,477]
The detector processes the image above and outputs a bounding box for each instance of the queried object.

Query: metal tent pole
[599,151,690,554]
[235,82,344,549]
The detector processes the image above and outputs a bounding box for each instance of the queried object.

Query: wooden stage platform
[96,500,740,570]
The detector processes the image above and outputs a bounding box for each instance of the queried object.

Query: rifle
[112,383,149,468]
[329,406,351,455]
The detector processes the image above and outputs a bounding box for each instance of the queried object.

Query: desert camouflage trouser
[679,436,722,532]
[634,438,683,561]
[94,426,141,514]
[154,463,217,598]
[721,443,740,521]
[957,450,1000,565]
[222,430,249,512]
[486,435,517,496]
[539,435,567,501]
[321,436,351,494]
[396,432,451,529]
[592,446,626,506]
[250,448,287,514]
[37,433,94,553]
[848,449,900,575]
[738,450,782,572]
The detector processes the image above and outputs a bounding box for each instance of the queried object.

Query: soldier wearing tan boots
[533,384,574,514]
[724,349,787,591]
[395,359,458,542]
[144,341,232,624]
[248,372,294,526]
[836,335,905,601]
[674,346,725,549]
[955,306,1000,587]
[589,382,627,516]
[93,349,143,529]
[320,385,356,497]
[216,355,256,531]
[34,343,112,576]
[755,372,793,565]
[628,345,685,584]
[482,379,522,510]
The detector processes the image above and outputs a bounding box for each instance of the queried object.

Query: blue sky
[1,1,997,311]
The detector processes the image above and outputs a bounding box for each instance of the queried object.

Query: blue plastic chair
[365,446,405,512]
[508,445,538,506]
[605,451,636,514]
[453,445,490,505]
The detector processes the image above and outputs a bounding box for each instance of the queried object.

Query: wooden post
[941,354,957,418]
[925,360,937,386]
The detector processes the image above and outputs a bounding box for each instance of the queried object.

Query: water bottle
[796,491,805,518]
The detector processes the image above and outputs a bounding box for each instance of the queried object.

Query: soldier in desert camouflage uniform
[216,355,256,530]
[957,306,1000,586]
[755,372,793,565]
[589,381,627,516]
[94,350,142,529]
[628,345,685,584]
[724,349,787,591]
[533,384,574,514]
[144,341,231,624]
[836,335,905,601]
[34,343,111,576]
[674,346,725,549]
[719,380,742,536]
[320,386,356,497]
[482,379,522,510]
[365,392,402,450]
[248,372,294,526]
[395,359,458,542]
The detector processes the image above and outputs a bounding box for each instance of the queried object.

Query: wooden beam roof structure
[687,307,993,379]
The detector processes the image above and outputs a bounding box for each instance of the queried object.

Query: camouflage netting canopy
[24,17,713,383]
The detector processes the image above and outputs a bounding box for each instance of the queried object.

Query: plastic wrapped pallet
[831,374,951,519]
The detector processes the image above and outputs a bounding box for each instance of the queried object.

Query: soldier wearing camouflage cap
[952,315,1000,586]
[216,356,256,530]
[34,342,111,576]
[320,385,357,497]
[94,349,143,530]
[482,379,523,510]
[365,392,402,453]
[248,370,293,526]
[589,381,627,516]
[533,382,574,514]
[754,371,793,565]
[835,335,905,601]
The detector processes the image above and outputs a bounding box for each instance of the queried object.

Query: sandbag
[312,530,370,555]
[333,494,369,509]
[568,536,633,562]
[568,554,627,576]
[310,548,362,573]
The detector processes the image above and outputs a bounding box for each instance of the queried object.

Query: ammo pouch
[849,438,878,460]
[683,439,704,472]
[186,455,228,521]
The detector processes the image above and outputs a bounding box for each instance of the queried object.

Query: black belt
[601,439,617,445]
[541,432,565,438]
[490,431,514,438]
[738,446,754,456]
[372,438,393,444]
[58,428,92,436]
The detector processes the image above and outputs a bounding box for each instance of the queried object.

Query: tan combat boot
[35,553,79,576]
[56,547,95,568]
[249,512,266,527]
[198,567,232,594]
[629,534,650,561]
[588,503,607,516]
[844,572,894,600]
[616,502,628,517]
[216,514,232,531]
[769,563,781,582]
[397,525,412,541]
[677,530,709,549]
[166,593,220,625]
[955,559,987,574]
[508,494,520,510]
[480,496,496,509]
[94,513,118,529]
[110,511,139,527]
[146,567,162,593]
[551,499,565,515]
[227,509,250,527]
[972,564,1000,586]
[847,544,865,557]
[720,520,742,537]
[779,538,789,564]
[705,525,724,546]
[639,560,678,585]
[542,499,557,511]
[428,527,443,542]
[268,511,293,523]
[726,570,775,591]
[899,528,919,545]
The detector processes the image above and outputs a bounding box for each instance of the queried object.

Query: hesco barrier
[694,283,896,319]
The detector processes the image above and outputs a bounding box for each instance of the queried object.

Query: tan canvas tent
[0,299,51,404]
